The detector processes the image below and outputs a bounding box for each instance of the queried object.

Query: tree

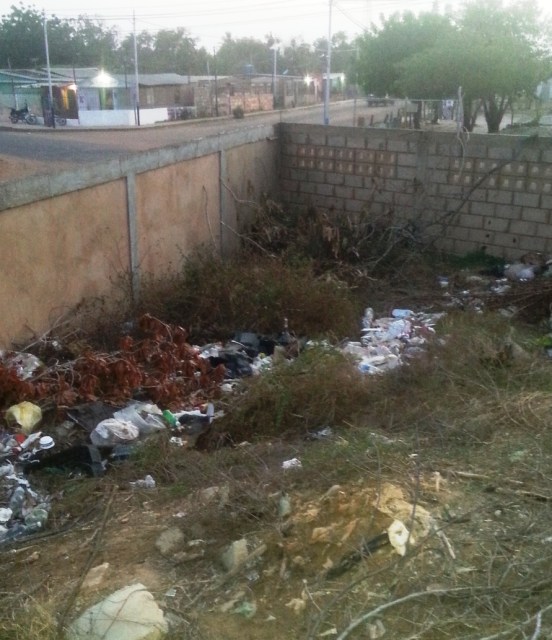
[68,17,119,69]
[0,3,48,67]
[354,1,552,133]
[213,34,275,76]
[0,4,120,69]
[354,11,454,98]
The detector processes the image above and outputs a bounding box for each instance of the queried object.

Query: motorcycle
[9,104,37,125]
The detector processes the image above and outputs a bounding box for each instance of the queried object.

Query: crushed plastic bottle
[362,307,374,330]
[391,309,414,319]
[8,486,26,517]
[24,507,49,532]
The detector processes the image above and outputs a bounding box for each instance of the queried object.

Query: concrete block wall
[279,123,552,259]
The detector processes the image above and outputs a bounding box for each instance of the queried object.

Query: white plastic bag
[90,418,139,447]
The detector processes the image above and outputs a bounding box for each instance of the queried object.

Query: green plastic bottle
[162,410,177,427]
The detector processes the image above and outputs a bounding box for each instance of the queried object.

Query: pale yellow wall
[0,137,279,349]
[135,154,221,275]
[0,180,128,347]
[222,139,279,256]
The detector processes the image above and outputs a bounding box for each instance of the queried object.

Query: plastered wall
[0,127,278,348]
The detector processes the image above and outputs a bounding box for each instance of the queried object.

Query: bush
[232,105,245,119]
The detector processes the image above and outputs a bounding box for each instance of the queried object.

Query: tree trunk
[413,100,422,129]
[483,95,508,134]
[461,96,481,132]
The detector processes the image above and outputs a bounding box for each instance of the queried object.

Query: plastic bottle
[362,307,374,330]
[25,508,48,532]
[8,486,26,517]
[391,309,414,319]
[162,410,177,427]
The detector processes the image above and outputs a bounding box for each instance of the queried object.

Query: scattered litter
[282,458,302,470]
[130,474,156,489]
[342,308,445,375]
[5,402,42,433]
[306,426,333,440]
[113,403,165,435]
[387,519,411,556]
[0,477,51,543]
[233,601,257,618]
[0,351,42,380]
[90,418,140,447]
[391,308,414,318]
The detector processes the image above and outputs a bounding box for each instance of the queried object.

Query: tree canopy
[354,0,552,132]
[0,3,354,79]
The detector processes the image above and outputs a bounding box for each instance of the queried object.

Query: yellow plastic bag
[5,401,42,433]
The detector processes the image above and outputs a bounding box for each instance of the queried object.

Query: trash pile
[0,315,304,544]
[2,255,551,546]
[340,307,445,375]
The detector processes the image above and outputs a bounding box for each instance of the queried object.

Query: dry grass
[2,206,552,639]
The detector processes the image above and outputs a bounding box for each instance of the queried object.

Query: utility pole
[213,48,219,117]
[270,43,278,108]
[7,58,17,108]
[323,0,332,125]
[43,11,55,128]
[133,11,140,126]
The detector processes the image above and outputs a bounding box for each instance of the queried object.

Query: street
[0,100,390,182]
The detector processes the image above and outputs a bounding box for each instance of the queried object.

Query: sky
[0,0,550,49]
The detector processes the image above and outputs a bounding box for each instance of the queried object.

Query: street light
[323,0,332,125]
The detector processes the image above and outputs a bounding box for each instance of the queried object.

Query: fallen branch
[56,485,116,635]
[449,470,524,486]
[335,587,476,640]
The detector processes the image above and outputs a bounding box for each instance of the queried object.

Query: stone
[220,538,249,572]
[81,562,110,591]
[66,583,168,640]
[155,527,185,556]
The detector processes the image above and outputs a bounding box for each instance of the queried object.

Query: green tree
[279,39,317,77]
[354,11,454,98]
[0,4,120,69]
[0,3,49,67]
[354,1,552,133]
[68,16,119,69]
[214,33,273,75]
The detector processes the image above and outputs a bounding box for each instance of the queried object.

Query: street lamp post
[323,0,332,125]
[133,11,140,126]
[43,12,55,128]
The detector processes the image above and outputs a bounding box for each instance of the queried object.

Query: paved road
[0,100,392,184]
[0,100,388,168]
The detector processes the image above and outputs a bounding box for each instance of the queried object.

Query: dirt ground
[2,422,550,640]
[1,273,551,639]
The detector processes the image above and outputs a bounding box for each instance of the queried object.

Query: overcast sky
[0,0,550,49]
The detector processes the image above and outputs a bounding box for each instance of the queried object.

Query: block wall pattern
[278,123,552,259]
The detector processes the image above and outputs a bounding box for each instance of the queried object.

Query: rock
[66,583,168,640]
[197,484,230,506]
[155,527,185,556]
[310,526,333,544]
[220,538,249,572]
[81,562,110,591]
